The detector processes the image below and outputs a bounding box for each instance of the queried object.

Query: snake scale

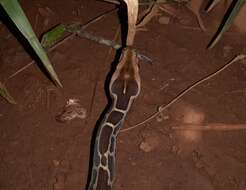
[88,47,141,190]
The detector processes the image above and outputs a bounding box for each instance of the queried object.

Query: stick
[121,54,246,133]
[6,8,118,81]
[137,2,160,29]
[75,30,152,63]
[7,33,75,80]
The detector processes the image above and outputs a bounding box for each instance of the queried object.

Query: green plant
[0,0,62,103]
[0,0,245,103]
[207,0,246,48]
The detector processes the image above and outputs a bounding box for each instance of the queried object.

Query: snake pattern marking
[88,47,141,190]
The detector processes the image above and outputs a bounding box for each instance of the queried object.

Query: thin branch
[137,2,160,29]
[7,7,153,80]
[8,33,75,80]
[6,8,118,81]
[80,7,118,30]
[76,30,121,49]
[121,54,246,133]
[75,30,152,63]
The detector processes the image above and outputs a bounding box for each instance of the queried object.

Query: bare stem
[121,54,246,133]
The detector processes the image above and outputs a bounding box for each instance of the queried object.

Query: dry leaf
[123,0,139,45]
[137,3,160,29]
[56,99,87,123]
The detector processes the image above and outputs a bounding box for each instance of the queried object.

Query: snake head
[109,47,141,110]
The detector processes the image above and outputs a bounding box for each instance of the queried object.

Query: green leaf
[0,81,16,104]
[208,0,246,49]
[0,0,62,87]
[41,24,66,49]
[206,0,222,12]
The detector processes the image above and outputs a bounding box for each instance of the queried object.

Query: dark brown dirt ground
[1,0,246,190]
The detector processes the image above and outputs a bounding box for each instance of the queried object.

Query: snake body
[88,47,141,190]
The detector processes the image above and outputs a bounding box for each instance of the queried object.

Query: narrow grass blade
[208,0,246,49]
[206,0,222,12]
[0,81,16,104]
[41,24,66,49]
[0,0,62,87]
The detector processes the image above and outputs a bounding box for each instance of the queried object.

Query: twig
[121,54,246,133]
[6,8,118,81]
[76,30,152,63]
[7,7,153,80]
[172,123,246,131]
[137,2,160,29]
[76,30,121,49]
[7,61,34,80]
[80,7,118,30]
[7,33,75,80]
